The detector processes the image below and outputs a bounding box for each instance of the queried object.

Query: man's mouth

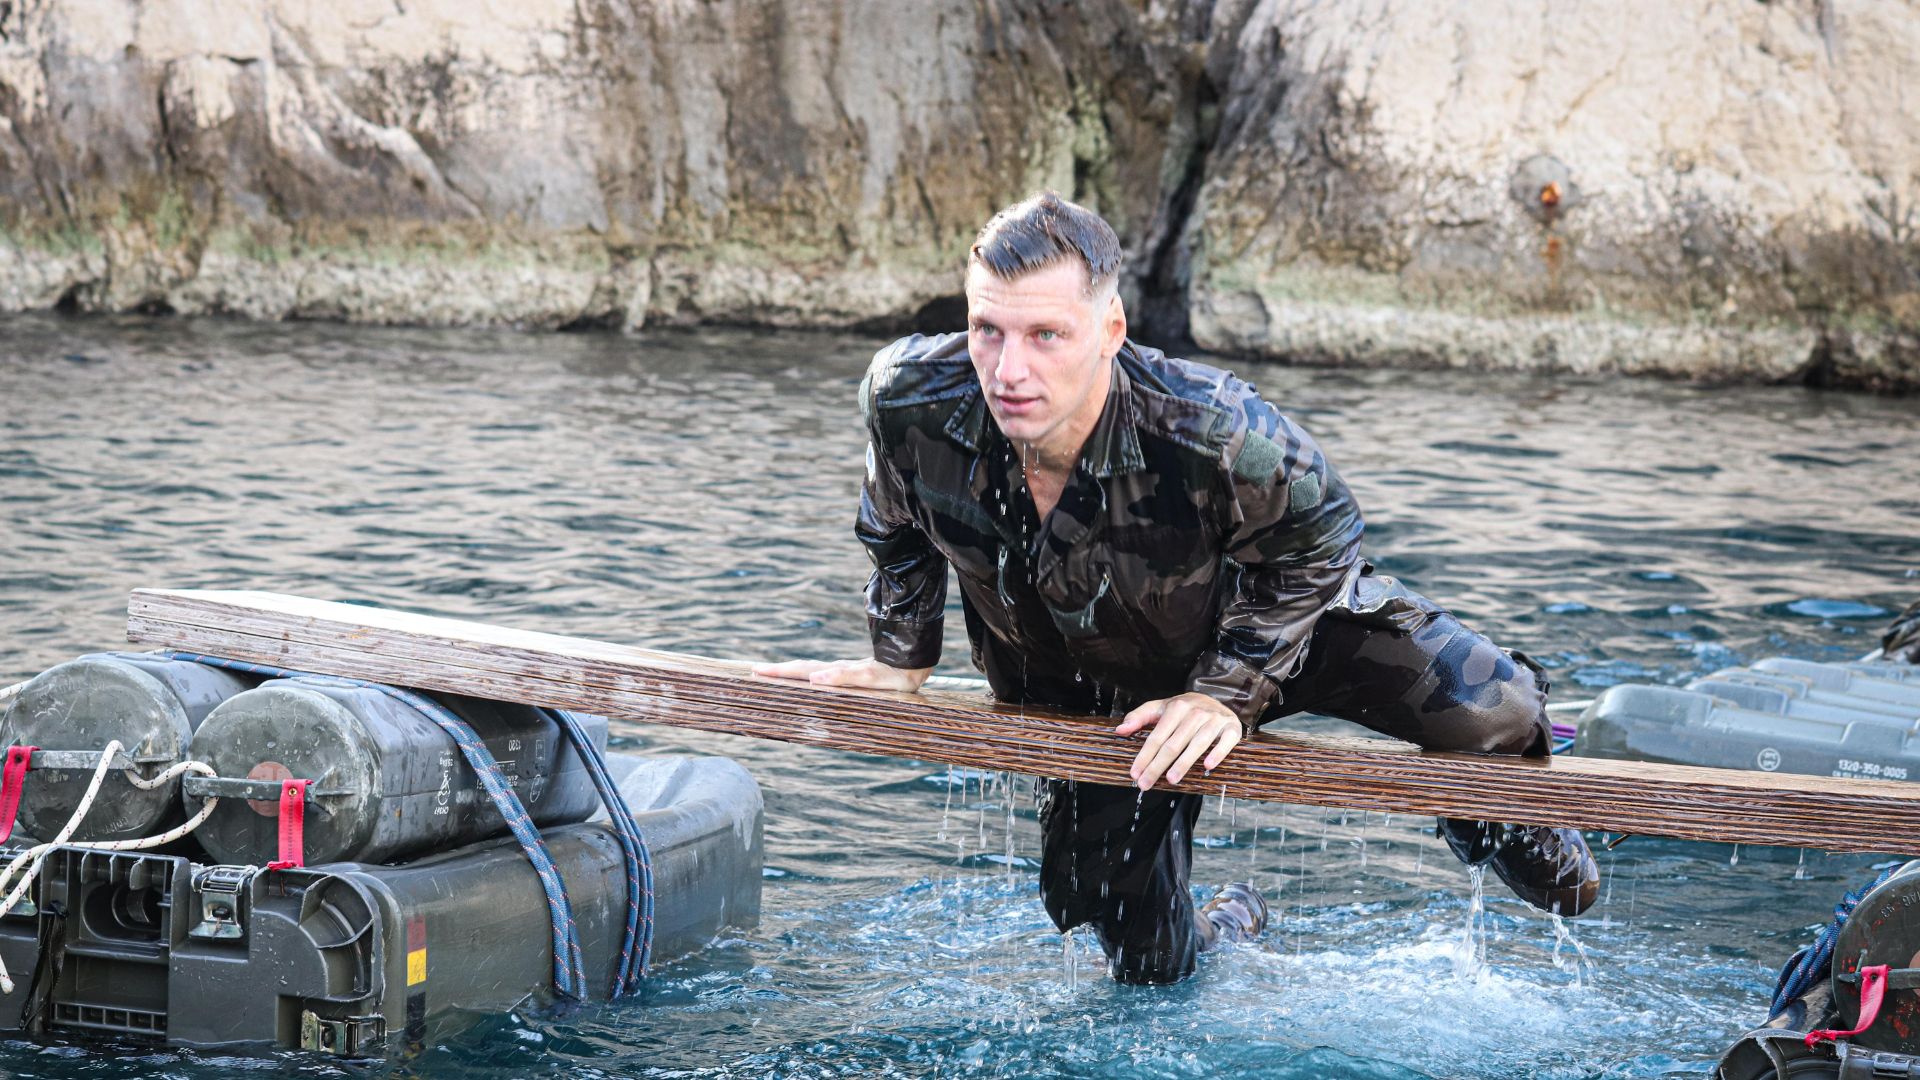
[993,393,1040,416]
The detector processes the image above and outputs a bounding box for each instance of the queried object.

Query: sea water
[1,314,1916,1078]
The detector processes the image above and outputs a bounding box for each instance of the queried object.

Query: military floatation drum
[0,653,254,842]
[186,678,607,866]
[1717,860,1920,1080]
[1830,861,1920,1055]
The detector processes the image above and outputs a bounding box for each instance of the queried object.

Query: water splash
[1452,865,1489,982]
[1062,927,1079,991]
[938,764,956,844]
[1548,913,1593,986]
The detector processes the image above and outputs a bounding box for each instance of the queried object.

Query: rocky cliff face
[1182,0,1920,390]
[1,0,1914,389]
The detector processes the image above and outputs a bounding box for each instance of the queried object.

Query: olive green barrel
[186,678,607,865]
[0,653,254,843]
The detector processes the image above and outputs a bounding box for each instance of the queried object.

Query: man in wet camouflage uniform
[1885,601,1920,664]
[759,192,1598,985]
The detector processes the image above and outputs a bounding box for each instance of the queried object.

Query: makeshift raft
[6,587,1919,1059]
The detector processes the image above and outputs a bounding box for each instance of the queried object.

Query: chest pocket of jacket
[910,476,1003,581]
[1098,523,1217,658]
[1045,564,1162,661]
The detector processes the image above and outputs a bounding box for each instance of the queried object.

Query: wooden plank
[126,587,1920,854]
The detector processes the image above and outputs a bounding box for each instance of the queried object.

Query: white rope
[0,741,223,993]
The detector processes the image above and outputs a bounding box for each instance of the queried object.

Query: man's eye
[974,324,1000,337]
[1036,330,1057,342]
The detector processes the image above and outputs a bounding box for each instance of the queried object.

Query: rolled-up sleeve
[1187,411,1364,732]
[857,369,947,670]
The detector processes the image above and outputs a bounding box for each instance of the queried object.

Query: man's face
[965,260,1125,454]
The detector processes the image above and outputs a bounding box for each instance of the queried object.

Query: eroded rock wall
[0,0,1204,329]
[1,0,1915,388]
[1183,0,1920,387]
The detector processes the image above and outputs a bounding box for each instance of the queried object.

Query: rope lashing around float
[541,707,655,995]
[163,652,654,1000]
[1770,864,1903,1020]
[0,740,223,993]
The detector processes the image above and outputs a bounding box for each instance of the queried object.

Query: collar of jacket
[942,344,1150,479]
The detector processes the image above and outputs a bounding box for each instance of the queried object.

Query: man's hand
[1115,692,1243,790]
[750,657,933,692]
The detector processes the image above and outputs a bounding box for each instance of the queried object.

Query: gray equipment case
[0,754,763,1055]
[1575,658,1920,781]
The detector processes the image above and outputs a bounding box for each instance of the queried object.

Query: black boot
[1198,881,1269,947]
[1438,819,1599,916]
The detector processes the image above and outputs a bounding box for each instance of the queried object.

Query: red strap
[0,746,38,845]
[1807,965,1891,1048]
[265,779,312,870]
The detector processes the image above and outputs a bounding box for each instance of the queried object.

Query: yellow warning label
[407,948,427,986]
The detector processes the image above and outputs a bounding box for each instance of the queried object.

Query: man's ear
[1102,290,1128,359]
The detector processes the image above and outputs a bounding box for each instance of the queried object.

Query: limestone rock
[1182,0,1920,386]
[0,0,1914,388]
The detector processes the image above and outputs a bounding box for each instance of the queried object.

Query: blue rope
[1770,864,1902,1019]
[163,652,589,1000]
[542,708,655,996]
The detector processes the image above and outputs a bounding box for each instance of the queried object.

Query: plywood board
[125,588,1920,853]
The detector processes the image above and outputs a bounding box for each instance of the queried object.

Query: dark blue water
[1,313,1917,1078]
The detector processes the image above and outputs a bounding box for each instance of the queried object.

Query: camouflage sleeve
[856,355,948,670]
[1187,403,1365,732]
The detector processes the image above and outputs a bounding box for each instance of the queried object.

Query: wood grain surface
[126,588,1920,853]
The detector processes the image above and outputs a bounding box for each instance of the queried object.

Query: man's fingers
[1165,723,1221,786]
[1201,726,1242,773]
[1134,704,1201,789]
[807,659,869,686]
[1114,699,1166,736]
[751,659,831,680]
[752,658,910,690]
[811,665,876,687]
[1129,700,1189,779]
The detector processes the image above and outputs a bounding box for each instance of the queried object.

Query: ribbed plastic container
[0,753,763,1055]
[1575,659,1920,782]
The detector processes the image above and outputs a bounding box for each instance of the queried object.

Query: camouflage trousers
[1033,580,1552,984]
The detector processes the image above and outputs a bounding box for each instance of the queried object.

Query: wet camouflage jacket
[859,332,1366,731]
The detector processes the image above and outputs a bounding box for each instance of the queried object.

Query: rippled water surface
[2,313,1918,1079]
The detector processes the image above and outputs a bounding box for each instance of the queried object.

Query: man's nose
[993,341,1030,387]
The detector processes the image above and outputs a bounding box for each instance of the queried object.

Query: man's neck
[1021,355,1114,481]
[1017,355,1115,517]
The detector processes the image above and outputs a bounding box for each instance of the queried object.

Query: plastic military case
[1575,659,1920,781]
[0,754,763,1055]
